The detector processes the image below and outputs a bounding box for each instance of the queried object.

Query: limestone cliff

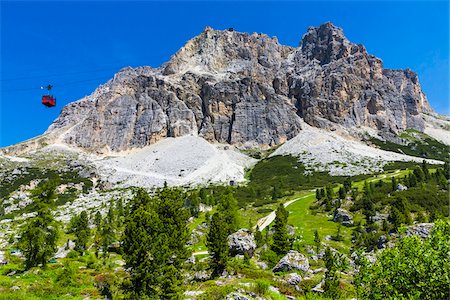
[46,23,432,152]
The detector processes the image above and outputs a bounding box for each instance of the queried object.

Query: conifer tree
[17,180,59,269]
[272,204,290,255]
[122,187,189,299]
[207,212,229,277]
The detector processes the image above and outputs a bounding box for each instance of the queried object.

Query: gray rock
[406,223,434,239]
[396,183,408,191]
[333,208,353,225]
[286,273,302,285]
[273,250,309,273]
[228,229,256,257]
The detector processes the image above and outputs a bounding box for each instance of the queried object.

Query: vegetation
[0,158,448,299]
[122,188,189,299]
[355,220,450,300]
[370,131,448,161]
[17,180,60,269]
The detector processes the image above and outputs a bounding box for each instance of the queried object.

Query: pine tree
[314,229,321,254]
[338,186,346,200]
[272,204,290,255]
[343,178,352,193]
[17,180,59,269]
[218,191,238,234]
[362,196,375,224]
[324,247,341,299]
[122,187,189,298]
[207,212,229,277]
[72,211,90,255]
[326,185,334,201]
[391,177,397,192]
[316,189,321,200]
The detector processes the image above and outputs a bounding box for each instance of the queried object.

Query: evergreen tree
[391,177,397,192]
[422,160,430,180]
[389,206,405,231]
[122,187,189,299]
[218,191,238,234]
[338,186,346,200]
[326,185,334,201]
[320,188,326,199]
[324,247,340,299]
[362,196,375,225]
[272,204,290,255]
[314,229,321,254]
[71,211,90,255]
[94,211,102,228]
[316,189,321,201]
[187,191,200,218]
[207,212,229,277]
[17,180,59,269]
[343,178,352,193]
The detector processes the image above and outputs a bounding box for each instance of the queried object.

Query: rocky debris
[184,290,204,298]
[311,280,324,293]
[372,212,389,222]
[376,235,394,249]
[286,273,302,285]
[256,261,268,270]
[396,183,408,191]
[228,229,256,257]
[28,22,431,154]
[312,267,327,274]
[351,251,377,267]
[273,250,309,273]
[333,208,353,225]
[54,240,75,258]
[226,292,251,300]
[406,223,434,239]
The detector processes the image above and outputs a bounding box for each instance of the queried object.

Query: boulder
[396,183,408,191]
[228,229,256,257]
[286,273,302,285]
[273,250,309,273]
[333,208,353,225]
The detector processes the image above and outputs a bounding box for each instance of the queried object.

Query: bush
[355,220,450,299]
[253,279,270,296]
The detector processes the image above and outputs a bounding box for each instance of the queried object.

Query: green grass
[235,155,372,207]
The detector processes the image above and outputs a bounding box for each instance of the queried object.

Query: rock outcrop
[228,229,256,257]
[44,23,432,152]
[272,250,309,273]
[333,208,353,225]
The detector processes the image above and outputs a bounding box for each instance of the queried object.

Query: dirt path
[255,192,315,232]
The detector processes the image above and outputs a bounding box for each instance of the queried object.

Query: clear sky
[1,1,448,147]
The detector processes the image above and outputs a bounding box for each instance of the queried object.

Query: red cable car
[42,84,56,107]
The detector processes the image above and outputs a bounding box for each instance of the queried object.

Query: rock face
[273,250,309,273]
[228,229,256,257]
[45,23,432,152]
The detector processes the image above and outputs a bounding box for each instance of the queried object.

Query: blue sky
[1,1,448,147]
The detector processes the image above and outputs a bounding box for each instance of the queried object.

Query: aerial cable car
[41,84,56,107]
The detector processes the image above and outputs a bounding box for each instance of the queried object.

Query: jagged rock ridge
[46,22,431,152]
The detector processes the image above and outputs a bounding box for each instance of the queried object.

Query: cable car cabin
[42,95,56,107]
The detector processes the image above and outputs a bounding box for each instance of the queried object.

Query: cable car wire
[0,66,124,82]
[1,76,112,93]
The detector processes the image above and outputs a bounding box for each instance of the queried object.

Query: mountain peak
[300,22,364,64]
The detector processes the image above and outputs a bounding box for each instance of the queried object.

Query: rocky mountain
[38,22,431,153]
